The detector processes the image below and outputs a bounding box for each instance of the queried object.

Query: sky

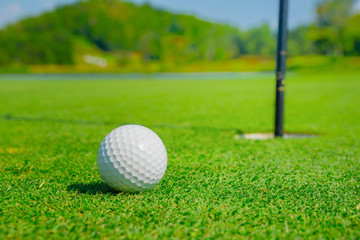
[1,0,360,29]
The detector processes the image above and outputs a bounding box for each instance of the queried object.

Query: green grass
[0,71,359,239]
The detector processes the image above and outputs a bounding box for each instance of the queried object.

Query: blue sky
[1,0,360,29]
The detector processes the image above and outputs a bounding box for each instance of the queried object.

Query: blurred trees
[309,0,355,55]
[243,24,276,55]
[288,0,360,56]
[0,0,276,65]
[343,14,360,55]
[0,0,360,66]
[0,15,73,64]
[288,26,314,56]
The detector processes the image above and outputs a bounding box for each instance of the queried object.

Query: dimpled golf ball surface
[97,125,167,193]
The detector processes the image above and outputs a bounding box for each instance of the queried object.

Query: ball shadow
[67,181,118,195]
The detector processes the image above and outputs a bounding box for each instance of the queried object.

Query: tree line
[0,0,359,65]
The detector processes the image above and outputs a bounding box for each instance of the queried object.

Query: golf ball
[97,124,167,193]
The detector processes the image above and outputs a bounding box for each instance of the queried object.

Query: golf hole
[235,133,318,140]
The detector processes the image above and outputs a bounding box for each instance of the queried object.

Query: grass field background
[0,71,359,238]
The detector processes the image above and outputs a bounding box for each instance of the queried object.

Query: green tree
[310,0,355,55]
[343,14,360,55]
[243,24,275,56]
[288,25,314,56]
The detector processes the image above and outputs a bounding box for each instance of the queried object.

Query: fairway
[0,72,359,238]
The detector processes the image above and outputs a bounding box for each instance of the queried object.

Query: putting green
[0,71,359,239]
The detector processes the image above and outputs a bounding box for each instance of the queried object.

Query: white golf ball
[97,125,167,193]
